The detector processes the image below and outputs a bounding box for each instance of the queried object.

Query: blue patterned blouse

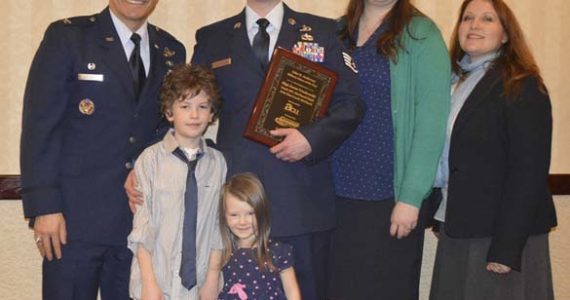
[332,24,394,201]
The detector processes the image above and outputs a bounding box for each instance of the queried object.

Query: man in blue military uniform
[191,1,364,298]
[20,0,185,299]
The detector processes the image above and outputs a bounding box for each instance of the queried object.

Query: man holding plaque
[191,1,364,299]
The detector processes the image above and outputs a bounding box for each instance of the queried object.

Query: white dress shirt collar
[109,10,150,75]
[245,1,284,58]
[245,2,284,34]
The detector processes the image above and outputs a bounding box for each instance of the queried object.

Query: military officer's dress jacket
[20,8,186,245]
[191,4,364,237]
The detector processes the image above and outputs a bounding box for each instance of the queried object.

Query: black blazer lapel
[226,10,266,76]
[96,8,135,100]
[452,67,502,136]
[137,24,162,108]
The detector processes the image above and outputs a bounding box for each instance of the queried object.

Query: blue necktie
[129,33,146,101]
[253,18,270,69]
[172,148,201,290]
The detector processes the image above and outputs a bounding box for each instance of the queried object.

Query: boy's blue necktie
[172,148,201,290]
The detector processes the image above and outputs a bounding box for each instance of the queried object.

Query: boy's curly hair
[160,64,221,122]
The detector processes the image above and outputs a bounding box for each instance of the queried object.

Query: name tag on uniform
[77,73,104,82]
[211,58,232,69]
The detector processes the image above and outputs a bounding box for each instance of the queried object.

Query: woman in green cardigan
[330,0,450,299]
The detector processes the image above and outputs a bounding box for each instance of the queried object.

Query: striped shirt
[128,130,227,299]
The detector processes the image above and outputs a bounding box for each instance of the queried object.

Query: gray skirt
[430,224,554,300]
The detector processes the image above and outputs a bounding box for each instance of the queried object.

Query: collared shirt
[109,9,150,76]
[128,129,227,299]
[245,1,283,60]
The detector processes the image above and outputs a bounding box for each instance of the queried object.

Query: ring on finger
[35,237,42,244]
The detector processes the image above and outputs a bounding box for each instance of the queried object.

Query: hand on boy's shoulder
[125,170,143,213]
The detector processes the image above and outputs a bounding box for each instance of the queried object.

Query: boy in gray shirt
[128,64,226,300]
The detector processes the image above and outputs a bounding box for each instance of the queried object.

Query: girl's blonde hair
[219,173,275,271]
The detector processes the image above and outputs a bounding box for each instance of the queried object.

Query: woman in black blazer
[430,0,557,299]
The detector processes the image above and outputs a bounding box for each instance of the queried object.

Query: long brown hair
[449,0,546,96]
[219,173,275,271]
[339,0,421,61]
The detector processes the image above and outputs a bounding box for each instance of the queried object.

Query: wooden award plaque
[244,48,338,147]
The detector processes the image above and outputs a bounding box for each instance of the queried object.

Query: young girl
[216,173,301,300]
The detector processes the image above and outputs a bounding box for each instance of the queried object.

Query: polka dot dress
[218,241,294,300]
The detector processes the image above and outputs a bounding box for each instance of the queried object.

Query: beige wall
[0,0,569,299]
[0,0,569,174]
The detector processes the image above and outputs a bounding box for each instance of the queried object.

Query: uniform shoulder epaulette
[58,14,98,26]
[152,25,179,42]
[295,10,332,25]
[198,14,240,34]
[336,16,347,34]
